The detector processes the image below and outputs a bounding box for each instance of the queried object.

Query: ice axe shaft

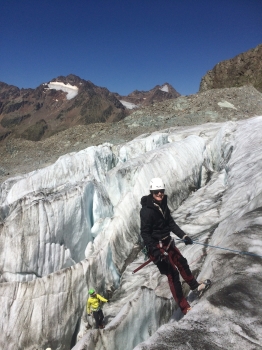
[132,258,153,274]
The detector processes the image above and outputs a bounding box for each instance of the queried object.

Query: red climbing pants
[153,240,199,314]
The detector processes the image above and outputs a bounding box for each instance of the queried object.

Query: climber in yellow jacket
[87,289,108,329]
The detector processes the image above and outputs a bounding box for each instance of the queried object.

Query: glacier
[119,100,139,109]
[0,116,262,349]
[47,82,79,100]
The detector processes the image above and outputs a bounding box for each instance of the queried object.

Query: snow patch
[47,82,79,100]
[120,100,138,109]
[160,84,169,92]
[218,101,237,109]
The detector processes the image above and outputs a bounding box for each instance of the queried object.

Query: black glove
[151,247,162,264]
[183,235,193,245]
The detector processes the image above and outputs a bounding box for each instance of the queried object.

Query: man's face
[152,189,165,202]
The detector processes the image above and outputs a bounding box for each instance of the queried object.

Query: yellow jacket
[87,294,108,314]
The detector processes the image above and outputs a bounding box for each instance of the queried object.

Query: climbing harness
[132,238,175,274]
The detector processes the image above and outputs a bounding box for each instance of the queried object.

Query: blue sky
[1,0,261,96]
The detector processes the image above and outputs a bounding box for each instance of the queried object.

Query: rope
[176,239,262,259]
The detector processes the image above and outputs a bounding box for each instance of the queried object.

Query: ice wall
[0,145,115,282]
[0,133,205,283]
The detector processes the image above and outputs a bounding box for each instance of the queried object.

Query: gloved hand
[151,247,162,264]
[183,235,193,245]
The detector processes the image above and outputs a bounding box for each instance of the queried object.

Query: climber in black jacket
[140,178,210,314]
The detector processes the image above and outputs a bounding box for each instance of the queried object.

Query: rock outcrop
[199,43,262,93]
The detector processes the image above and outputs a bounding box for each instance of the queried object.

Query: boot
[185,307,192,314]
[179,298,191,315]
[194,279,211,297]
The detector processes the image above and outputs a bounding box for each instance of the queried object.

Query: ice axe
[132,257,153,274]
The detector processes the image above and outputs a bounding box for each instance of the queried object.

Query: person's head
[89,288,96,297]
[149,178,165,203]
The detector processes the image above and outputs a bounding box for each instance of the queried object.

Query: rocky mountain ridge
[0,76,179,142]
[0,75,127,142]
[200,43,262,93]
[115,83,180,109]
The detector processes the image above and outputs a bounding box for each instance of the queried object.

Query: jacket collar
[141,194,167,211]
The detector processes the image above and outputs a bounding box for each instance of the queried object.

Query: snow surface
[119,100,138,109]
[218,100,237,109]
[1,116,262,349]
[160,84,169,92]
[47,81,79,100]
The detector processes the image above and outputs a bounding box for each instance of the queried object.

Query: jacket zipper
[153,202,166,218]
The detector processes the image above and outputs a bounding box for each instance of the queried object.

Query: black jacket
[140,194,185,250]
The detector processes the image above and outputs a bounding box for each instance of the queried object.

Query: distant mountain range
[1,42,261,143]
[114,83,180,109]
[0,76,180,142]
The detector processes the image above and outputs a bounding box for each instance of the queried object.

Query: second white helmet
[149,178,165,191]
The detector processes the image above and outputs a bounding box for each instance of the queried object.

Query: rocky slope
[199,43,262,93]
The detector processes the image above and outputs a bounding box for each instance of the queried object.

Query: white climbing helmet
[149,178,165,191]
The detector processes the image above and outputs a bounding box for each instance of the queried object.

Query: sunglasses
[152,189,165,194]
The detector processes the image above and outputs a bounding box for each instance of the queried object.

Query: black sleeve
[167,207,185,239]
[140,207,156,250]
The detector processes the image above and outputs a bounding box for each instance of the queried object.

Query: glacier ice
[1,116,262,349]
[119,100,138,109]
[47,82,79,100]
